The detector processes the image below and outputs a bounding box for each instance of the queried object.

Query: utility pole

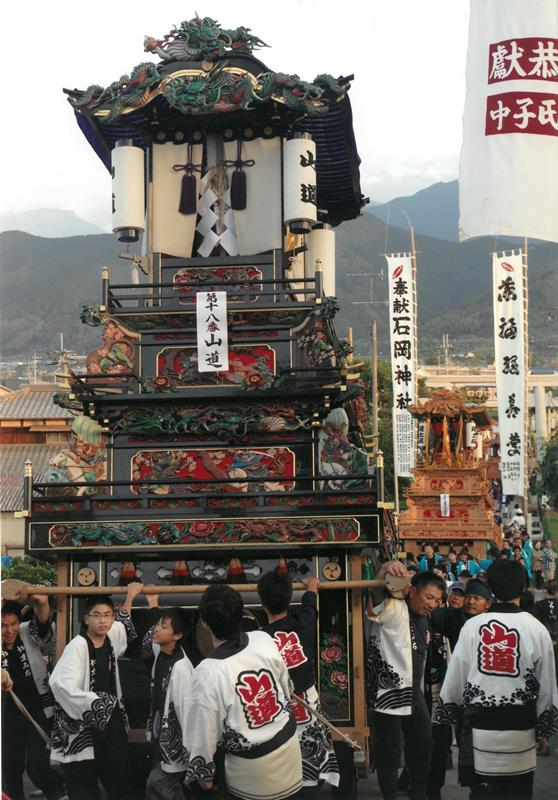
[442,333,452,371]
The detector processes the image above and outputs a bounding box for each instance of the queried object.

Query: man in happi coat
[184,584,303,800]
[141,595,195,800]
[49,582,143,800]
[1,595,66,800]
[366,562,446,800]
[257,571,340,796]
[435,560,558,799]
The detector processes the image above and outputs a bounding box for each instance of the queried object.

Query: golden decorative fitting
[24,460,33,477]
[14,511,30,519]
[102,266,110,279]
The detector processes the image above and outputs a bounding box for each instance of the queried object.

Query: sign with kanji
[493,252,526,497]
[460,0,558,243]
[272,631,308,669]
[478,620,521,677]
[440,494,450,518]
[235,669,283,728]
[196,290,229,372]
[386,254,417,478]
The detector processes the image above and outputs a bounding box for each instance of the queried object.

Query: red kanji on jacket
[290,693,311,724]
[273,631,308,669]
[478,620,520,677]
[236,669,283,728]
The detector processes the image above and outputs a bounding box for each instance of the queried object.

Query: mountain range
[366,180,460,242]
[1,187,557,365]
[0,209,105,238]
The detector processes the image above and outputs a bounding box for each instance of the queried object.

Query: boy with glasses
[49,582,143,800]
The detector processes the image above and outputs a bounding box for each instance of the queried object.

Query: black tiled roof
[0,444,63,511]
[0,387,72,420]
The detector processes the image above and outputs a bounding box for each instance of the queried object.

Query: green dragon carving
[52,392,83,413]
[69,63,162,122]
[113,404,312,439]
[80,305,107,328]
[68,15,347,122]
[144,15,268,61]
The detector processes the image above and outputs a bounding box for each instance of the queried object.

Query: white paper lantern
[307,224,335,296]
[465,420,477,448]
[111,141,145,242]
[475,431,484,460]
[283,134,317,234]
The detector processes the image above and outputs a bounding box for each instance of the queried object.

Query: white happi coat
[184,630,302,800]
[49,610,135,763]
[366,597,414,715]
[146,642,194,773]
[1,615,56,720]
[436,605,558,777]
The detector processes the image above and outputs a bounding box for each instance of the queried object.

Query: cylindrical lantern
[307,224,335,296]
[283,133,317,234]
[465,420,477,448]
[475,431,484,460]
[111,139,145,243]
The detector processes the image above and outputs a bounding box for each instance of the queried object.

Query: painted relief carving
[86,320,139,381]
[112,403,312,439]
[44,415,106,496]
[48,517,360,548]
[318,408,369,489]
[131,446,295,495]
[155,345,275,390]
[294,299,352,368]
[173,266,262,304]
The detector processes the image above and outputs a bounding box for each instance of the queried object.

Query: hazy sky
[2,0,469,229]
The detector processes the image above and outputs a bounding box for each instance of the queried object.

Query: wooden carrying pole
[2,576,408,601]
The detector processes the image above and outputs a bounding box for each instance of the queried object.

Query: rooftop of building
[0,443,63,510]
[0,384,73,420]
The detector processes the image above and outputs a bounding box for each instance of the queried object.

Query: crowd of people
[2,575,339,800]
[370,538,558,800]
[1,543,558,800]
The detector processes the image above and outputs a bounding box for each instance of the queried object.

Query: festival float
[398,389,502,559]
[13,15,395,791]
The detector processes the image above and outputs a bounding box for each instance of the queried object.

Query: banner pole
[523,237,529,505]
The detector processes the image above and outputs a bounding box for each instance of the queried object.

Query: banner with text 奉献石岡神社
[459,0,558,243]
[386,254,417,479]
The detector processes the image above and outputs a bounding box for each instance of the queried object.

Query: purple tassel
[178,173,197,215]
[230,169,247,210]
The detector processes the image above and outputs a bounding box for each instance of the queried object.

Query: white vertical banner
[196,291,229,372]
[460,0,558,243]
[493,251,526,496]
[386,254,417,478]
[440,494,451,518]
